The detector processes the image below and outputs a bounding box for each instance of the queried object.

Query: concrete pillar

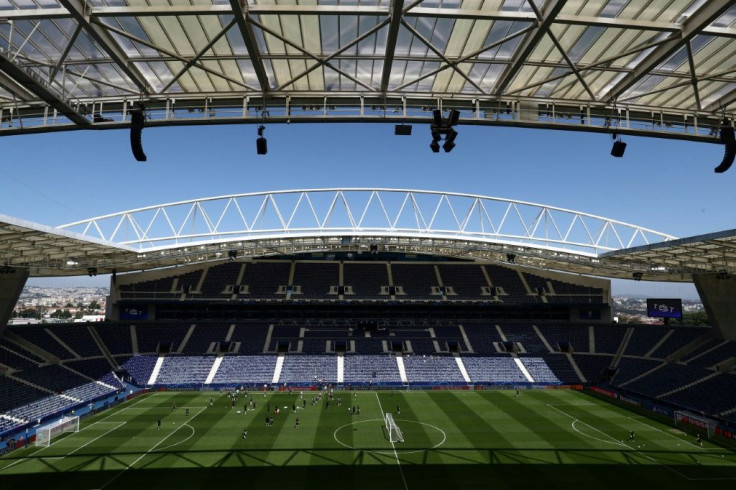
[0,268,29,334]
[693,273,736,340]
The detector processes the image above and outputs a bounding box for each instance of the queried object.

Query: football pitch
[1,389,735,489]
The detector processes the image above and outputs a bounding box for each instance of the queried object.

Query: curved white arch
[59,189,676,255]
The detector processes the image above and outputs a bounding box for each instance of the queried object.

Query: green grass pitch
[1,389,735,489]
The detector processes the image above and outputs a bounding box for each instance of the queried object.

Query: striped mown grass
[1,389,734,489]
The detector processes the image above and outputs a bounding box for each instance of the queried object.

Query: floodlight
[632,272,643,281]
[87,267,97,277]
[228,250,237,261]
[506,253,516,264]
[430,140,440,153]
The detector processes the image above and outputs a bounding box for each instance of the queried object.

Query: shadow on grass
[2,446,736,489]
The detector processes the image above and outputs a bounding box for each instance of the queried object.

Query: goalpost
[35,415,80,447]
[674,411,717,439]
[385,412,404,443]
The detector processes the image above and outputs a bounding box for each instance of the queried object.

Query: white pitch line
[0,398,150,474]
[547,404,629,448]
[99,406,208,490]
[61,422,127,460]
[627,416,703,450]
[374,393,409,490]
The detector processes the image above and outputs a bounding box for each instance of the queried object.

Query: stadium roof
[0,188,733,281]
[1,0,735,141]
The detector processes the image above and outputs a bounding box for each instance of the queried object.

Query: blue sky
[2,121,731,299]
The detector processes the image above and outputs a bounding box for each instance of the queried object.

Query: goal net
[35,415,80,447]
[674,411,717,439]
[385,412,404,443]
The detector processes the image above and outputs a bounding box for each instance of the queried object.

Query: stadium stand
[463,357,527,384]
[437,264,488,299]
[403,354,464,384]
[343,355,401,384]
[342,262,388,299]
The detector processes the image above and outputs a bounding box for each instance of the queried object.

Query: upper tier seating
[343,262,388,299]
[47,324,101,358]
[391,264,438,299]
[437,264,488,299]
[241,261,291,298]
[94,324,133,355]
[292,262,339,299]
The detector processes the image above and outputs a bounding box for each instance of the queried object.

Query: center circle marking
[333,418,447,455]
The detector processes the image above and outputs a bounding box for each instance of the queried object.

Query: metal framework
[1,1,735,142]
[7,188,736,281]
[58,188,676,253]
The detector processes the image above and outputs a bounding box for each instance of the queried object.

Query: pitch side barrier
[589,386,736,442]
[150,382,580,392]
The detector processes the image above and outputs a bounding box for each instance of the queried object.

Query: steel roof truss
[493,0,568,96]
[229,0,270,92]
[602,0,735,104]
[400,19,485,94]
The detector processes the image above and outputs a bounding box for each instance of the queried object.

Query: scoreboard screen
[646,298,683,319]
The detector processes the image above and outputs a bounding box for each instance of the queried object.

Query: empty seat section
[499,324,548,353]
[649,327,709,358]
[10,326,73,359]
[242,261,291,298]
[136,323,191,353]
[95,324,134,355]
[212,355,278,384]
[201,262,242,297]
[343,263,387,299]
[485,265,531,303]
[279,355,337,384]
[437,264,487,299]
[343,355,401,383]
[292,262,338,299]
[463,357,526,384]
[593,326,627,354]
[403,355,464,383]
[571,354,613,383]
[518,357,561,383]
[155,356,214,384]
[181,324,231,354]
[119,355,158,385]
[47,324,101,357]
[391,264,437,299]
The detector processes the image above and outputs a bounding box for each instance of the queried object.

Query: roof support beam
[703,86,736,113]
[249,17,384,92]
[229,0,270,92]
[99,23,257,91]
[0,51,89,126]
[602,0,734,104]
[685,41,701,111]
[394,25,535,92]
[50,23,83,82]
[380,0,406,93]
[493,0,568,96]
[506,38,671,96]
[400,19,485,94]
[159,18,238,94]
[528,0,595,101]
[57,0,150,94]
